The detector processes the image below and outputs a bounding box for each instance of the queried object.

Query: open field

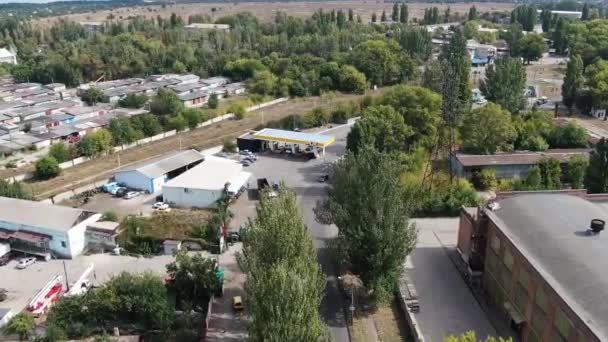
[11,90,386,199]
[33,1,516,27]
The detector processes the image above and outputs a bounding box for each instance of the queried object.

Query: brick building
[457,193,608,342]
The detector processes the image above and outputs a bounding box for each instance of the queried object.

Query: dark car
[0,253,10,266]
[318,174,329,182]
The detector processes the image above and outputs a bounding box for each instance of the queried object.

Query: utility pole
[63,260,70,291]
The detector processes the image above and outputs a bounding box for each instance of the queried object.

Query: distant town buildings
[184,23,230,32]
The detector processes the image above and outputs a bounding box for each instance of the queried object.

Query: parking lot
[78,191,159,219]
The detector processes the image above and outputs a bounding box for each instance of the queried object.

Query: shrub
[475,169,497,190]
[415,179,479,217]
[222,140,237,153]
[49,142,72,163]
[35,156,61,180]
[101,210,119,222]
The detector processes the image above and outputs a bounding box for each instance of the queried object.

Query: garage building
[163,156,251,208]
[0,197,101,259]
[114,149,204,193]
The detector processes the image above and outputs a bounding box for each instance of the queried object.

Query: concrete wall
[457,208,477,263]
[66,213,102,258]
[163,186,221,209]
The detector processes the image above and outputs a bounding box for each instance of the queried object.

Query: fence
[4,97,289,184]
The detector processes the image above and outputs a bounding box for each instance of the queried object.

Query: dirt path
[26,91,380,199]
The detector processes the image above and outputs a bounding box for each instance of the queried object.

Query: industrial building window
[518,268,529,287]
[514,282,529,314]
[490,234,501,253]
[554,310,573,340]
[503,249,514,271]
[531,304,546,337]
[61,241,67,248]
[535,288,548,312]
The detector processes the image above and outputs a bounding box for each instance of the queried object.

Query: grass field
[33,1,515,27]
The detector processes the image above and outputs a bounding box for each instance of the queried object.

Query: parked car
[0,289,6,302]
[535,96,548,106]
[0,253,11,266]
[124,191,141,199]
[153,202,170,211]
[318,174,329,182]
[114,187,127,197]
[239,150,253,156]
[232,296,244,312]
[16,257,36,269]
[240,160,251,166]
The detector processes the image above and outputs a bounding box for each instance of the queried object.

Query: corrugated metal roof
[0,197,96,232]
[163,155,243,190]
[454,149,592,167]
[488,194,608,341]
[117,149,204,179]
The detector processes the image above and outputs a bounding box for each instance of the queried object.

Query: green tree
[207,93,219,109]
[468,6,478,21]
[461,103,517,154]
[371,12,377,23]
[0,179,32,199]
[48,142,72,163]
[3,313,35,341]
[225,58,267,81]
[349,40,403,86]
[444,331,512,342]
[582,3,590,20]
[523,165,542,190]
[248,70,278,95]
[552,17,568,55]
[421,59,443,94]
[517,33,545,64]
[538,157,562,189]
[551,121,588,148]
[166,250,219,310]
[242,188,326,341]
[82,87,104,105]
[348,8,354,21]
[585,59,608,111]
[379,85,442,148]
[540,8,552,32]
[167,114,188,131]
[586,138,608,193]
[35,156,60,179]
[392,3,399,22]
[132,114,162,137]
[400,3,408,23]
[319,147,417,300]
[109,117,139,146]
[101,210,118,222]
[338,65,366,94]
[505,23,524,57]
[562,55,584,112]
[228,102,247,120]
[439,28,471,116]
[567,155,589,189]
[381,10,387,22]
[444,6,451,23]
[476,169,497,190]
[346,105,414,153]
[480,57,527,114]
[181,108,202,129]
[78,129,112,157]
[150,89,183,116]
[118,94,147,109]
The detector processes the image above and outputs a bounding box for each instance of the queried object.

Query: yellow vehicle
[232,296,244,312]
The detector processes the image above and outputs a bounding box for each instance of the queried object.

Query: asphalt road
[240,123,352,342]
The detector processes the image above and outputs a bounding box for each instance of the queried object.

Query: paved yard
[77,192,159,219]
[1,253,181,317]
[406,218,497,342]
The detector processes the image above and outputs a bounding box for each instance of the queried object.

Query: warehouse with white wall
[0,197,101,259]
[163,156,251,208]
[114,149,204,193]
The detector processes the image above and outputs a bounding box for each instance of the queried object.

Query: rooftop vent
[590,219,605,234]
[487,202,501,211]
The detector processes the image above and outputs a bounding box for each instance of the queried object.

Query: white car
[124,191,140,199]
[153,202,170,211]
[16,257,36,269]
